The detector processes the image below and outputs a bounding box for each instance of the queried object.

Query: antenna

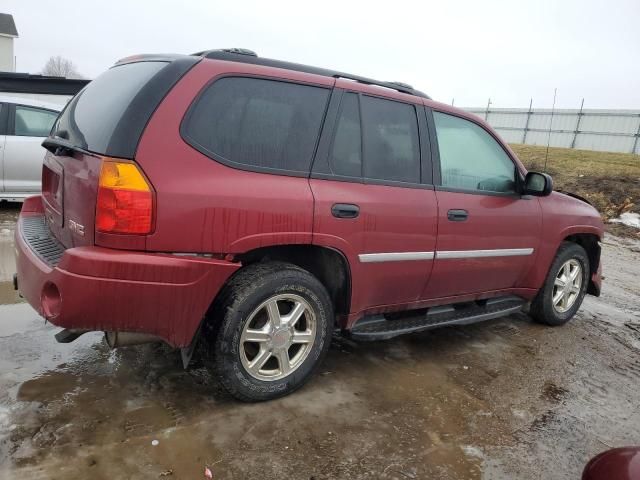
[543,88,557,172]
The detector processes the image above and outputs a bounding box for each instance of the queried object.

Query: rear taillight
[96,160,153,235]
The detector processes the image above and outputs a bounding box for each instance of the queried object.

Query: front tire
[210,262,333,402]
[530,242,590,326]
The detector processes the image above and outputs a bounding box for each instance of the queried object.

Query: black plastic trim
[447,209,469,221]
[0,72,88,95]
[350,295,525,341]
[435,185,522,198]
[199,50,430,99]
[0,102,7,135]
[417,105,433,185]
[331,203,360,219]
[20,216,65,267]
[310,88,344,176]
[424,107,442,186]
[180,74,333,178]
[106,56,201,159]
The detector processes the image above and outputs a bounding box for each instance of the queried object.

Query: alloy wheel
[239,294,316,381]
[552,259,583,313]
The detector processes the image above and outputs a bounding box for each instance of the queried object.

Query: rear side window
[183,77,330,173]
[433,112,516,193]
[53,61,167,154]
[14,106,58,137]
[361,96,420,183]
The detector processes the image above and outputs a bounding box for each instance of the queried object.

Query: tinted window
[330,93,361,177]
[184,77,330,173]
[434,112,516,193]
[14,106,58,137]
[361,96,420,183]
[53,61,166,153]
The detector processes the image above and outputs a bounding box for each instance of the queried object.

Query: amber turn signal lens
[96,160,153,235]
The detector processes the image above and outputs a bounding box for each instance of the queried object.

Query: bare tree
[41,56,84,79]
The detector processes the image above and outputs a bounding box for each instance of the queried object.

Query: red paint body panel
[523,191,605,289]
[136,60,333,254]
[582,447,640,480]
[15,197,239,347]
[310,179,438,315]
[423,191,542,298]
[42,151,102,249]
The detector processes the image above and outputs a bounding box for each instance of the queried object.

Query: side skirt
[349,295,526,341]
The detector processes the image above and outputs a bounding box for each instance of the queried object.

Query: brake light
[96,160,153,234]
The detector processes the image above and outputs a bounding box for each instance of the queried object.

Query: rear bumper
[15,196,240,347]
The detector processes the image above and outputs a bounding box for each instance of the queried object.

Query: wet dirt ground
[0,202,639,479]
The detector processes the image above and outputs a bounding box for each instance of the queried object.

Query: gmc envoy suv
[14,49,603,401]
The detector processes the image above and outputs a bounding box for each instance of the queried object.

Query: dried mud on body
[1,204,639,479]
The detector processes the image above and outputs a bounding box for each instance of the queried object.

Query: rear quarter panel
[136,60,334,253]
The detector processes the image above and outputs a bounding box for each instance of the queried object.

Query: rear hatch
[42,57,199,248]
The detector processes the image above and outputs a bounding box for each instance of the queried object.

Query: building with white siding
[0,13,18,72]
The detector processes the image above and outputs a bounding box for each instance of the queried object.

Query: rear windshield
[52,61,167,154]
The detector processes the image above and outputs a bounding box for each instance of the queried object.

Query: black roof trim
[195,49,430,99]
[0,72,88,95]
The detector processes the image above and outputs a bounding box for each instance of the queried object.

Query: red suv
[14,49,603,401]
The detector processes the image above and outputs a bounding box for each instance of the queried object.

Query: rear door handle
[332,203,360,219]
[447,209,468,221]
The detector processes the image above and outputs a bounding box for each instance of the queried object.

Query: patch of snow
[0,405,10,430]
[462,445,484,459]
[611,212,640,229]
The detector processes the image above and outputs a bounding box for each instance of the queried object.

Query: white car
[0,96,61,202]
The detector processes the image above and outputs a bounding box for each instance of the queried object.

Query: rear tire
[530,242,590,326]
[208,262,333,402]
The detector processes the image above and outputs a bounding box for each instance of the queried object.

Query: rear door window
[183,77,330,173]
[360,96,420,183]
[14,106,58,137]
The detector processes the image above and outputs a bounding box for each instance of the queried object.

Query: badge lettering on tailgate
[68,219,85,237]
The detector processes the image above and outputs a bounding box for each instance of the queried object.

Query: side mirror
[523,171,553,196]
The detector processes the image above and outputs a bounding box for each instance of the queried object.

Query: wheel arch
[562,232,601,296]
[231,244,352,321]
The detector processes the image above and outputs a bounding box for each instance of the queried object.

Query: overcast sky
[4,0,640,108]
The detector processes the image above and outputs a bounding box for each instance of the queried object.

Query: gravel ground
[0,203,639,479]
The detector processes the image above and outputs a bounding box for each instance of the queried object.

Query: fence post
[484,98,491,121]
[522,98,533,144]
[632,114,640,155]
[570,98,584,149]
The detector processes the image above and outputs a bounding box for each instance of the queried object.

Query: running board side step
[349,295,526,341]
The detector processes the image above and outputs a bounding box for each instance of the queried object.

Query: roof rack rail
[333,74,419,96]
[193,49,430,99]
[193,47,257,57]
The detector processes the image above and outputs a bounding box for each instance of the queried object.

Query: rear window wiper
[42,137,100,158]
